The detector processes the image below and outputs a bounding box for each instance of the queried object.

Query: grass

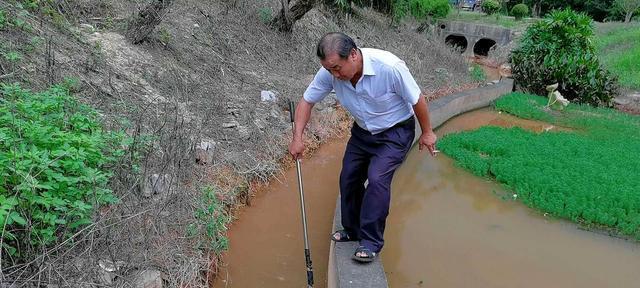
[439,92,640,240]
[595,22,640,91]
[445,10,537,29]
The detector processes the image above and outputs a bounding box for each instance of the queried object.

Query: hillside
[0,0,476,286]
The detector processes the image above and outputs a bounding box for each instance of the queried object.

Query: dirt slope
[0,0,475,285]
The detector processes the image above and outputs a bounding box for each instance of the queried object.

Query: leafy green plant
[258,7,273,24]
[158,27,172,46]
[440,92,640,240]
[392,0,411,23]
[189,186,231,254]
[510,3,529,20]
[0,82,127,257]
[510,9,619,107]
[469,64,486,83]
[3,51,22,62]
[0,9,7,30]
[482,0,501,15]
[409,0,451,19]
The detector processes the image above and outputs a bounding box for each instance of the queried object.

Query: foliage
[258,7,273,24]
[511,3,529,20]
[510,9,619,107]
[0,82,127,257]
[493,92,554,122]
[3,51,22,63]
[158,27,172,46]
[482,0,502,15]
[596,22,640,90]
[615,0,640,23]
[446,10,537,28]
[523,0,616,21]
[393,0,450,22]
[469,64,486,83]
[409,0,451,19]
[0,9,7,30]
[188,186,231,255]
[440,92,640,240]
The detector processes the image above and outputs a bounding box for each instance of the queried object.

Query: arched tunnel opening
[445,35,468,53]
[473,38,497,57]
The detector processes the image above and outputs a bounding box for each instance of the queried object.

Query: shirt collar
[361,49,376,76]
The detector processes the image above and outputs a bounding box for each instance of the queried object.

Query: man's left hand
[419,130,438,156]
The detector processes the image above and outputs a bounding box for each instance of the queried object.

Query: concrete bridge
[437,21,513,57]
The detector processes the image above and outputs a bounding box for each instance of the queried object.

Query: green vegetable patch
[439,92,640,239]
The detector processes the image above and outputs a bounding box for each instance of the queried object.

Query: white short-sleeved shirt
[303,48,421,134]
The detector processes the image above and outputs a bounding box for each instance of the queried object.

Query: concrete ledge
[328,79,514,288]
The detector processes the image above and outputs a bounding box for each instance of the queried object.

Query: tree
[616,0,640,22]
[270,0,316,32]
[126,0,174,44]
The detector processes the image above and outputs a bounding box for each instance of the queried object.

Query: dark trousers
[340,117,415,253]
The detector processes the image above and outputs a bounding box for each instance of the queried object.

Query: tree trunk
[126,0,174,44]
[625,11,633,23]
[271,0,316,32]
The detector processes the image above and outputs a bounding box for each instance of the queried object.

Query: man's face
[320,49,358,81]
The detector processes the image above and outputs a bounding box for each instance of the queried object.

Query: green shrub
[392,0,410,23]
[258,7,272,24]
[469,64,487,83]
[481,0,501,15]
[0,82,127,257]
[393,0,450,22]
[0,9,7,30]
[510,3,529,20]
[409,0,451,19]
[510,9,619,106]
[188,186,231,254]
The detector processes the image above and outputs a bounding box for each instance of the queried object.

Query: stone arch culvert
[438,21,513,57]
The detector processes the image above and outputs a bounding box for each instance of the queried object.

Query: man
[289,32,437,263]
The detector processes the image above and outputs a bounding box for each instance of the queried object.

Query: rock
[142,174,172,198]
[79,23,95,33]
[261,90,277,102]
[134,270,162,288]
[237,125,250,139]
[193,23,200,28]
[99,259,126,272]
[491,80,500,84]
[195,140,215,165]
[222,121,239,128]
[486,82,494,85]
[614,97,630,105]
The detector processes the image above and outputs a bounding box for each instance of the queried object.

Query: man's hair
[316,32,358,60]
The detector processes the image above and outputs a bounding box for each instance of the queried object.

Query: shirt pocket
[363,92,396,114]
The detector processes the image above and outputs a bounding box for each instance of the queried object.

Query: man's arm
[413,95,438,156]
[289,98,314,160]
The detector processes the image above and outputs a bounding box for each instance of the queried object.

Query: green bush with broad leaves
[510,3,529,20]
[481,0,501,15]
[0,81,127,256]
[440,92,640,240]
[510,9,619,107]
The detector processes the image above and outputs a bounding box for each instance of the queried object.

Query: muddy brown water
[213,138,346,288]
[384,108,640,287]
[215,108,640,288]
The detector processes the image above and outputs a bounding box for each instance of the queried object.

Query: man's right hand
[289,138,305,160]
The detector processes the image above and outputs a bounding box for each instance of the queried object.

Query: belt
[392,116,414,128]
